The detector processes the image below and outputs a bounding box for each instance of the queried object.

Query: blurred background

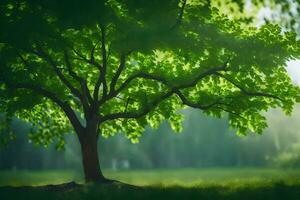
[1,104,300,172]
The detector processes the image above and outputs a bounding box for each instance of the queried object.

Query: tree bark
[79,131,105,183]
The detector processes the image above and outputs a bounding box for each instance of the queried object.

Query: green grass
[1,168,300,199]
[104,168,300,187]
[1,168,300,187]
[0,170,81,186]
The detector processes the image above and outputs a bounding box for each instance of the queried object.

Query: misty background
[1,102,300,172]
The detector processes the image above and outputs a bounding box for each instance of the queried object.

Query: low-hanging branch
[99,64,228,121]
[5,82,84,134]
[113,64,227,98]
[99,61,285,122]
[97,63,228,107]
[100,87,227,122]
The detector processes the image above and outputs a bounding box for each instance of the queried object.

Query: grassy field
[1,168,300,199]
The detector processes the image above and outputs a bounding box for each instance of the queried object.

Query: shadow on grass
[1,181,300,200]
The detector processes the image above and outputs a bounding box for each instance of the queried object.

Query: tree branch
[31,48,94,117]
[93,26,108,101]
[217,106,249,123]
[114,64,227,97]
[97,64,227,108]
[173,89,226,109]
[70,46,102,69]
[90,42,98,65]
[101,88,228,122]
[99,62,230,121]
[109,53,126,93]
[100,56,276,122]
[32,49,83,100]
[69,45,105,105]
[214,72,284,102]
[101,91,173,122]
[71,47,92,63]
[64,50,83,83]
[6,82,84,134]
[64,50,93,104]
[171,0,187,30]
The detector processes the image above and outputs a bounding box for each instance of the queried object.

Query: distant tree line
[1,108,299,170]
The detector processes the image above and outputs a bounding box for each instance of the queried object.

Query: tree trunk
[79,132,105,182]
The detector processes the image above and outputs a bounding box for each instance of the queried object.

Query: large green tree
[0,0,300,183]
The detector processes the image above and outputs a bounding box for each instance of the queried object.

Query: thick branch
[98,64,227,108]
[98,61,230,121]
[101,91,173,122]
[7,82,84,134]
[100,88,226,122]
[115,65,226,97]
[100,62,282,123]
[101,60,280,122]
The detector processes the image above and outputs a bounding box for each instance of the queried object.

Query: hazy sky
[287,60,300,86]
[255,3,300,87]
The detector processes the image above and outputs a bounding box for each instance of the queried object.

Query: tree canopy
[0,0,300,148]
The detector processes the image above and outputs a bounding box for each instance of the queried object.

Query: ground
[1,168,300,199]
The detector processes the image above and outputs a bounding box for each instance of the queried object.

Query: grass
[104,168,300,186]
[1,167,300,187]
[0,170,81,186]
[1,168,300,199]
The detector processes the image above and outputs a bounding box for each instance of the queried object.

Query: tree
[0,0,299,183]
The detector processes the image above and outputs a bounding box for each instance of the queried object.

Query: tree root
[92,178,141,189]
